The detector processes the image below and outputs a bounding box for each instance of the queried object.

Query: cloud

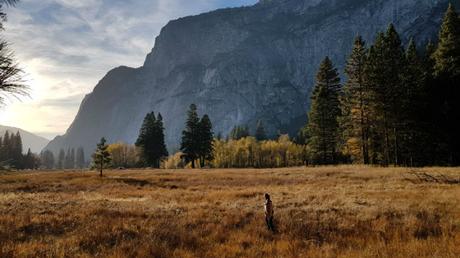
[0,0,257,139]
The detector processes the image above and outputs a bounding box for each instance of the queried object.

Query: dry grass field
[0,166,459,258]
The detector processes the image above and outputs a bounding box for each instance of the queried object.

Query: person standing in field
[264,193,275,231]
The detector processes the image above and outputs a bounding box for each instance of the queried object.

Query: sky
[0,0,257,140]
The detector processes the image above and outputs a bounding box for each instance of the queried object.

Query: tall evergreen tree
[92,137,111,177]
[70,148,75,168]
[11,131,22,168]
[41,150,55,169]
[306,57,341,164]
[365,25,406,165]
[0,131,9,162]
[433,4,460,164]
[23,148,35,169]
[340,36,371,164]
[198,114,214,167]
[64,148,73,169]
[255,120,268,141]
[76,147,85,169]
[135,112,168,168]
[57,149,65,169]
[180,104,201,168]
[230,125,250,140]
[433,3,460,78]
[399,39,433,166]
[423,41,449,165]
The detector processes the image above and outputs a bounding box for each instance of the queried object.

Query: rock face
[45,0,452,156]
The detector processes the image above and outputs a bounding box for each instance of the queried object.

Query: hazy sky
[0,0,257,139]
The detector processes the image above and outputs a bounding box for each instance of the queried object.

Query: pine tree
[2,131,11,164]
[41,150,55,169]
[399,39,433,166]
[423,41,449,165]
[64,148,72,169]
[70,148,75,169]
[230,125,250,140]
[154,113,169,166]
[432,4,460,165]
[135,112,168,168]
[198,114,214,167]
[76,147,85,169]
[365,25,406,165]
[433,3,460,78]
[24,148,35,169]
[181,104,201,168]
[306,57,341,164]
[11,131,23,168]
[255,120,268,141]
[57,149,65,169]
[92,137,111,177]
[341,36,371,164]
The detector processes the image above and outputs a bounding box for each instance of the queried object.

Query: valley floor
[0,166,459,257]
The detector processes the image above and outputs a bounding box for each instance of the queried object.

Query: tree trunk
[191,159,195,169]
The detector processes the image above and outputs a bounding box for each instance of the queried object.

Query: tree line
[300,4,460,166]
[40,148,86,170]
[91,104,215,173]
[0,131,38,169]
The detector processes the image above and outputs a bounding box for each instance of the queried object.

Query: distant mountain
[45,0,455,157]
[0,125,49,153]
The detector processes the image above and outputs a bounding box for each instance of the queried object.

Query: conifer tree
[11,131,22,168]
[433,4,460,164]
[64,148,73,169]
[92,137,111,177]
[400,39,431,166]
[76,147,85,169]
[0,131,9,162]
[41,150,55,169]
[135,112,168,168]
[23,148,35,169]
[306,57,341,164]
[365,25,405,165]
[70,148,75,168]
[341,36,371,164]
[198,114,214,167]
[433,3,460,78]
[57,149,65,169]
[230,125,250,140]
[181,104,201,168]
[255,120,267,141]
